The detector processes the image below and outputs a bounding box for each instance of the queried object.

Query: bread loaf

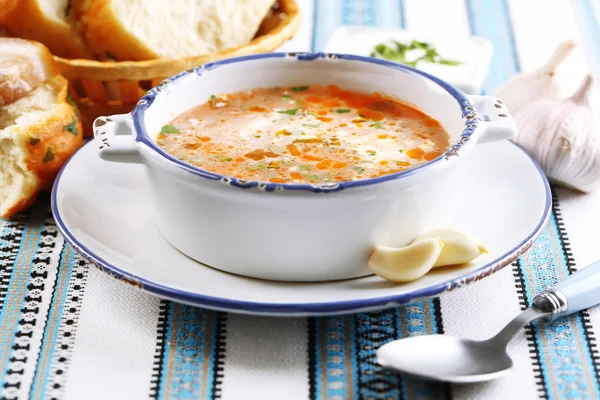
[0,75,83,218]
[0,38,59,106]
[1,0,93,59]
[74,0,276,60]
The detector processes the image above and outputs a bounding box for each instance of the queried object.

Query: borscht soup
[156,85,450,184]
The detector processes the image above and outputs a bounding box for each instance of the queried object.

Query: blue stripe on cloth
[155,304,223,400]
[464,0,520,90]
[573,0,600,76]
[374,0,403,28]
[519,218,600,399]
[310,304,447,400]
[312,0,344,51]
[0,203,48,386]
[29,243,74,399]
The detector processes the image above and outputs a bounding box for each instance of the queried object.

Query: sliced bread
[74,0,276,61]
[0,0,93,59]
[0,75,83,218]
[0,38,59,106]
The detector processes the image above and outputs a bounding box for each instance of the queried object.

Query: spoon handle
[534,259,600,320]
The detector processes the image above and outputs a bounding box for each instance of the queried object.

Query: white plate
[324,26,493,94]
[52,140,550,316]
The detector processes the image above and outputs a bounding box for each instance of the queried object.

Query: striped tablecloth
[2,1,600,399]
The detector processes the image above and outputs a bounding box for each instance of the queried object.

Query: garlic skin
[368,238,443,283]
[515,74,600,192]
[494,40,577,114]
[415,228,489,267]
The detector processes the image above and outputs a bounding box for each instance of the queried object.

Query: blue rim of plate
[51,140,552,315]
[130,52,482,193]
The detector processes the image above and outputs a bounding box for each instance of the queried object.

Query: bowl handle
[93,114,143,164]
[468,95,517,144]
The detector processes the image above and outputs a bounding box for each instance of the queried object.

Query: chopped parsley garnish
[43,147,55,163]
[335,109,351,113]
[64,118,79,136]
[371,122,383,129]
[210,95,217,100]
[248,164,268,171]
[367,150,377,156]
[291,85,309,91]
[278,108,299,116]
[29,137,40,145]
[282,94,292,99]
[370,40,462,68]
[298,165,312,171]
[398,149,404,153]
[214,155,232,162]
[66,93,81,118]
[305,174,320,182]
[161,124,180,134]
[302,123,320,128]
[353,166,365,174]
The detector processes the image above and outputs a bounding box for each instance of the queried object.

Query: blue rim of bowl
[51,140,552,315]
[131,52,482,193]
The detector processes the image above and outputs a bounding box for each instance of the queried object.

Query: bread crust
[1,76,83,219]
[53,0,301,80]
[74,0,160,61]
[0,0,18,20]
[1,0,94,59]
[0,38,60,105]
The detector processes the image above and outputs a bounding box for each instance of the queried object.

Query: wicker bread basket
[53,0,301,136]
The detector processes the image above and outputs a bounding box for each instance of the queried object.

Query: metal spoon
[377,259,600,383]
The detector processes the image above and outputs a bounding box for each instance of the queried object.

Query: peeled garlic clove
[494,40,577,114]
[368,238,443,282]
[515,73,600,192]
[415,228,489,267]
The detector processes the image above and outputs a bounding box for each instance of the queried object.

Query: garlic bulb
[515,73,600,192]
[415,228,489,267]
[494,40,577,114]
[368,239,443,282]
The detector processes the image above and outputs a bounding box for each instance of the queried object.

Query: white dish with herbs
[324,26,493,94]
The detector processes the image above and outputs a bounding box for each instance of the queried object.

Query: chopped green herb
[282,94,292,99]
[278,108,299,116]
[367,150,377,156]
[66,93,81,118]
[298,165,312,171]
[161,124,180,134]
[335,109,351,113]
[305,174,320,182]
[215,156,233,162]
[371,122,383,129]
[29,137,40,145]
[306,112,318,117]
[353,166,365,174]
[398,149,404,153]
[302,123,320,128]
[438,59,462,66]
[210,95,217,100]
[43,147,55,163]
[291,85,309,91]
[370,40,462,68]
[64,118,78,136]
[248,164,268,171]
